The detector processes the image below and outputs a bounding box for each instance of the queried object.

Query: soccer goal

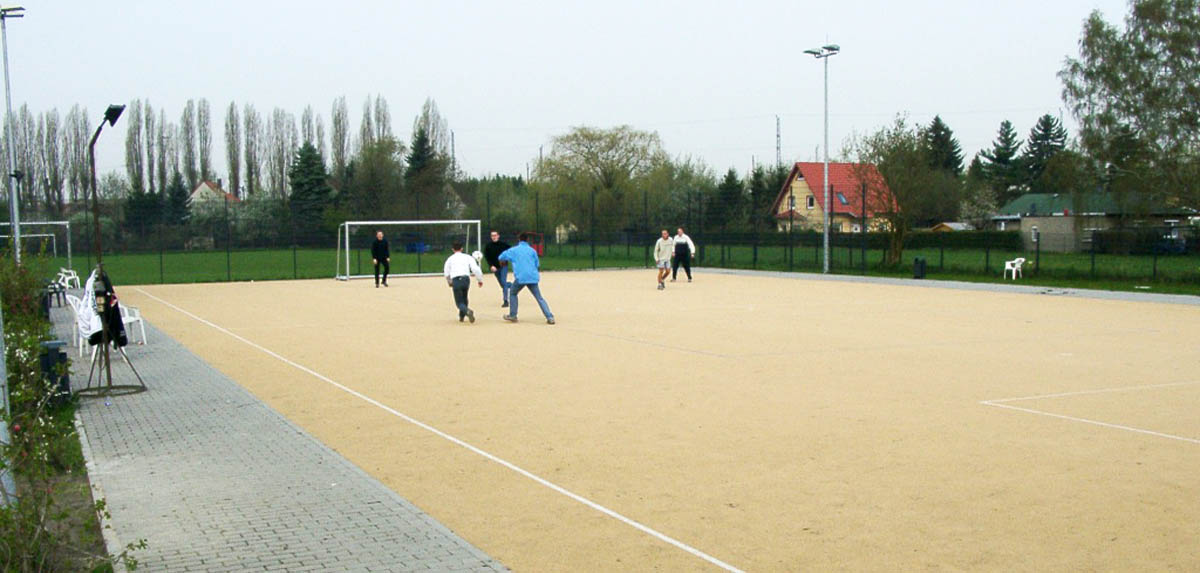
[0,220,73,269]
[335,219,481,281]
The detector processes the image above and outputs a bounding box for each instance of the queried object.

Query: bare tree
[180,100,198,191]
[265,107,297,197]
[243,103,261,196]
[197,98,212,182]
[315,114,327,165]
[156,108,169,194]
[15,105,40,212]
[41,110,64,215]
[124,99,145,193]
[331,96,348,180]
[144,100,156,194]
[359,96,375,152]
[373,95,392,142]
[225,101,241,198]
[301,105,315,146]
[413,98,450,158]
[61,105,88,204]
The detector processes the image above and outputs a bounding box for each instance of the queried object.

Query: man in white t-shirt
[443,241,484,323]
[671,227,696,282]
[653,229,673,290]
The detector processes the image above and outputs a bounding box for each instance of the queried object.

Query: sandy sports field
[118,269,1199,571]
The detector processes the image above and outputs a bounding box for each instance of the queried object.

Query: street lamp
[1,5,23,264]
[89,104,124,265]
[804,43,839,274]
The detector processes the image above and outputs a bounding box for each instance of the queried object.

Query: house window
[806,196,815,209]
[837,192,849,205]
[852,224,861,233]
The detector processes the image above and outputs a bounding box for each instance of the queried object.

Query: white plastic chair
[120,304,147,345]
[58,268,81,289]
[64,294,88,356]
[1004,257,1025,280]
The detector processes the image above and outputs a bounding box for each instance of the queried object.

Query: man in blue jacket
[498,232,555,325]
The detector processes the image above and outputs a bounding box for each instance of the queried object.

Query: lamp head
[104,104,125,126]
[803,48,821,56]
[0,6,25,18]
[822,44,840,53]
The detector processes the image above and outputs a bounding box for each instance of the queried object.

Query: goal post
[0,220,72,270]
[336,219,481,281]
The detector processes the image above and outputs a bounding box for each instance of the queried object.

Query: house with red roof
[187,180,241,206]
[769,162,892,233]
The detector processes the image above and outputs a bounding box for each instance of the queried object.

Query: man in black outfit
[482,230,512,307]
[371,230,390,287]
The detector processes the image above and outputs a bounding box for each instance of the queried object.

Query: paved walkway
[51,305,505,572]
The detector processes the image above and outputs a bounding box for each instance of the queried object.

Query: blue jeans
[509,281,553,319]
[493,266,510,303]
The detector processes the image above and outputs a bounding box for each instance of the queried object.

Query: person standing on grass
[653,229,673,290]
[444,241,484,323]
[671,227,696,282]
[499,232,555,325]
[371,230,390,287]
[483,230,512,307]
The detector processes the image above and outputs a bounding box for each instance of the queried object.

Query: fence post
[1035,234,1040,274]
[158,223,164,284]
[225,195,232,282]
[984,244,990,274]
[1090,230,1096,278]
[643,189,649,268]
[861,182,867,273]
[590,187,596,270]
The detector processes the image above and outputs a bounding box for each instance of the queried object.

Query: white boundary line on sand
[981,381,1200,445]
[134,288,745,573]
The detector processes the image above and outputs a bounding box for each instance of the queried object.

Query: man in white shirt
[671,227,696,282]
[443,241,484,323]
[653,229,673,290]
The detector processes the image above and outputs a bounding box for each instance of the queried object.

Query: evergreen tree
[165,170,189,225]
[709,168,744,230]
[1021,114,1068,186]
[288,142,332,233]
[747,165,775,230]
[405,126,447,218]
[124,189,160,234]
[979,120,1024,204]
[923,115,963,176]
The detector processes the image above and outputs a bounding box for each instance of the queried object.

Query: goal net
[336,219,481,280]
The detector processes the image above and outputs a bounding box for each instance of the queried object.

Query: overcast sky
[9,0,1129,185]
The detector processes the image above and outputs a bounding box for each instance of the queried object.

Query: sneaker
[459,314,464,322]
[546,317,555,325]
[657,283,665,290]
[383,282,388,287]
[375,283,380,288]
[502,301,509,308]
[467,309,475,323]
[688,278,692,283]
[670,279,676,282]
[503,315,518,323]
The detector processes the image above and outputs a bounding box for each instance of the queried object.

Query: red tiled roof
[770,162,891,219]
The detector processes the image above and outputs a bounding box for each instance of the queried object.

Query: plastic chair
[1003,257,1026,280]
[58,268,81,289]
[120,305,147,345]
[64,294,88,356]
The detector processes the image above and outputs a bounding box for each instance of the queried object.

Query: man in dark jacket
[371,230,390,287]
[482,230,511,307]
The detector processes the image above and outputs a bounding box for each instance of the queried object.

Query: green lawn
[45,242,1200,295]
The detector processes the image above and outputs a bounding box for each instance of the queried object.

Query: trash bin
[39,340,71,408]
[913,257,926,279]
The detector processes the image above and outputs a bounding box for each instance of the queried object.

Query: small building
[930,222,975,232]
[992,192,1195,252]
[769,162,892,233]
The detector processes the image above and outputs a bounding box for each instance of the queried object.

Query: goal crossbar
[336,219,481,281]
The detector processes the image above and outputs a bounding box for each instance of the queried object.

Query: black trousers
[671,246,692,279]
[374,260,390,284]
[451,276,471,316]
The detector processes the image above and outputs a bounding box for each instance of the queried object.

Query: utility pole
[775,115,782,167]
[2,5,24,264]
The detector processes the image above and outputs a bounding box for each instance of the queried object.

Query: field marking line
[981,381,1200,445]
[134,288,745,573]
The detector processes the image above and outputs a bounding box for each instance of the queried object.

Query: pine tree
[288,142,332,231]
[710,168,744,230]
[1021,114,1068,186]
[165,170,189,225]
[979,120,1024,204]
[923,115,963,176]
[405,126,446,218]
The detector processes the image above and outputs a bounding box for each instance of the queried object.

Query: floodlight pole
[1,5,23,264]
[805,43,839,274]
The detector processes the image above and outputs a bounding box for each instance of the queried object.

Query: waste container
[39,340,70,408]
[913,257,927,279]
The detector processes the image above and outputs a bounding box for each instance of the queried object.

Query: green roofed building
[991,192,1196,252]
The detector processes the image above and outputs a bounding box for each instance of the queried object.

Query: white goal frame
[0,220,72,270]
[336,219,481,281]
